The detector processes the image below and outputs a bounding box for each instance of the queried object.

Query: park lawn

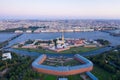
[68,74,83,80]
[43,74,57,80]
[91,65,113,80]
[60,46,100,53]
[15,46,100,54]
[41,74,83,80]
[16,47,54,53]
[63,59,81,66]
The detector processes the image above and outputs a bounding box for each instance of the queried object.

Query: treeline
[0,41,9,48]
[0,26,39,33]
[96,39,110,46]
[0,52,42,80]
[89,45,120,79]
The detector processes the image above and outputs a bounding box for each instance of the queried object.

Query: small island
[12,32,110,54]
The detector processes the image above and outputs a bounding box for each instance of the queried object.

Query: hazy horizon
[0,0,120,19]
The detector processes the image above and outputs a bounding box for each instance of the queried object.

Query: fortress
[32,54,93,76]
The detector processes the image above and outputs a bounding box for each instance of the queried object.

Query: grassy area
[16,47,55,53]
[43,58,81,66]
[63,59,81,66]
[92,65,113,80]
[15,46,100,54]
[61,46,100,54]
[43,74,57,80]
[68,74,83,80]
[40,74,83,80]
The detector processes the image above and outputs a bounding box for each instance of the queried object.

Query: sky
[0,0,120,19]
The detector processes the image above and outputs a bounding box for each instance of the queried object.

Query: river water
[1,31,119,47]
[0,33,16,42]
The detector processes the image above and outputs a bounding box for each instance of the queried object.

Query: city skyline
[0,0,120,19]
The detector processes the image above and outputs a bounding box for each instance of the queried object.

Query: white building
[2,53,12,60]
[26,30,32,33]
[15,30,23,33]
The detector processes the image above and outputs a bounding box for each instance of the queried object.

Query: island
[12,32,109,54]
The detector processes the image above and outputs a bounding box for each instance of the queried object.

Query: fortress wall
[38,55,47,64]
[32,54,93,76]
[32,66,93,76]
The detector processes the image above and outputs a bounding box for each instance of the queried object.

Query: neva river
[0,31,120,47]
[0,33,16,42]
